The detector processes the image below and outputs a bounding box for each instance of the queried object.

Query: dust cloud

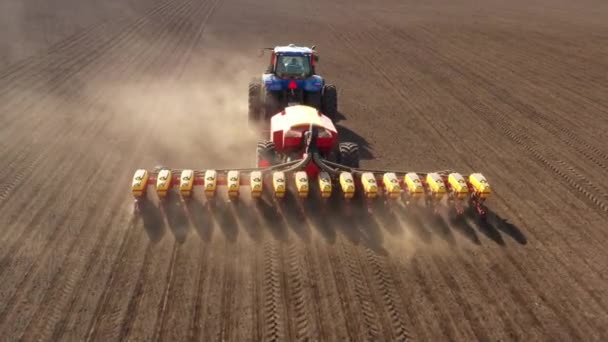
[82,43,263,171]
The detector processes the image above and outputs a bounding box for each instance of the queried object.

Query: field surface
[1,0,607,340]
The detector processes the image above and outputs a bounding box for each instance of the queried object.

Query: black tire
[338,142,360,168]
[321,84,338,120]
[248,80,262,125]
[305,91,322,111]
[256,140,278,166]
[264,89,281,119]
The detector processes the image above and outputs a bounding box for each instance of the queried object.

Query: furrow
[0,151,116,333]
[0,0,178,132]
[188,236,212,342]
[152,241,180,341]
[83,3,192,336]
[18,156,129,341]
[218,238,237,342]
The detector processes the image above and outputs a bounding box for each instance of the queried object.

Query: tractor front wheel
[322,84,338,120]
[256,140,279,167]
[338,142,360,168]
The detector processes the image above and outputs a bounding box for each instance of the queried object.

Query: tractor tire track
[261,239,285,342]
[362,246,412,342]
[334,236,383,340]
[282,240,313,341]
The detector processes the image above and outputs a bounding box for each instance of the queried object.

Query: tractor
[248,44,338,126]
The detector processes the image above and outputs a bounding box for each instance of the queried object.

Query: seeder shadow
[214,200,239,242]
[187,198,214,242]
[335,124,374,160]
[396,208,433,244]
[162,197,191,244]
[255,198,290,242]
[302,193,340,244]
[419,209,456,245]
[140,198,166,243]
[333,202,388,256]
[233,201,264,243]
[373,204,405,237]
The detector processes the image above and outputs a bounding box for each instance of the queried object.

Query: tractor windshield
[275,55,311,78]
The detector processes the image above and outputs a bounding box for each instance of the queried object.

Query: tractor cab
[248,43,338,126]
[267,44,318,79]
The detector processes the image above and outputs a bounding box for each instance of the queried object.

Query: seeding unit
[131,105,491,219]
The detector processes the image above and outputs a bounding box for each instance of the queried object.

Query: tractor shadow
[429,207,527,246]
[471,209,527,246]
[333,111,347,123]
[335,124,374,160]
[445,212,481,245]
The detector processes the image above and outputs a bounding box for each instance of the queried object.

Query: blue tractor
[248,44,338,125]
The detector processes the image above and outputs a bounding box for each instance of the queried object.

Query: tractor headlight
[285,129,302,138]
[318,128,332,138]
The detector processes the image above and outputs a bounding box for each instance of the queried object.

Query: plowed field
[1,0,607,340]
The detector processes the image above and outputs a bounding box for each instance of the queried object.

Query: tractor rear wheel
[322,84,338,120]
[306,91,322,111]
[248,80,262,126]
[256,140,278,167]
[338,142,360,168]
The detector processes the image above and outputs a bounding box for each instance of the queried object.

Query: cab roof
[271,105,337,133]
[274,44,313,55]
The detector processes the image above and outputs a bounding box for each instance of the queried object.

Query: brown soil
[1,0,607,340]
